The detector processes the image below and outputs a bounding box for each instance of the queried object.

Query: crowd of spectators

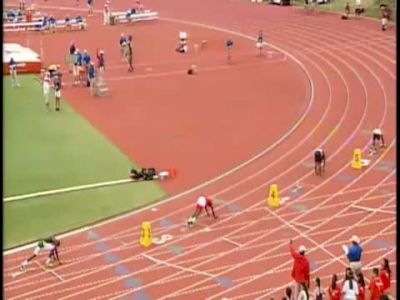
[286,237,392,300]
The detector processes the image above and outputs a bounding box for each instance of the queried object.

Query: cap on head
[350,235,360,244]
[298,245,306,254]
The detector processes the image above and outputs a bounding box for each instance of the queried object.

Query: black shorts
[314,152,324,163]
[373,134,381,141]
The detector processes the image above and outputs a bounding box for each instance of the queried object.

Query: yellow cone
[267,184,281,208]
[351,148,362,170]
[140,222,153,248]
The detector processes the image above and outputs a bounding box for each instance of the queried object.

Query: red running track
[3,0,396,299]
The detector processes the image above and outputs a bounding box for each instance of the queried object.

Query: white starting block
[4,17,87,32]
[110,10,159,25]
[361,159,370,167]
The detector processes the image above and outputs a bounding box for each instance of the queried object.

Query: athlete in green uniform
[20,236,61,271]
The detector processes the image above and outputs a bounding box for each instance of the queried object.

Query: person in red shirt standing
[289,239,310,297]
[328,274,341,300]
[369,268,384,300]
[379,258,391,292]
[357,272,366,300]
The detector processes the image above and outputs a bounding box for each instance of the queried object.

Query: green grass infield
[3,75,166,249]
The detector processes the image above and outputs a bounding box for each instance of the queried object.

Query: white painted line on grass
[4,179,133,202]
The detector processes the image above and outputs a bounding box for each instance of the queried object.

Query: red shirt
[328,286,341,300]
[380,270,390,291]
[369,277,384,300]
[358,286,365,300]
[290,245,310,285]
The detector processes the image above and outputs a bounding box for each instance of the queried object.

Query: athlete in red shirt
[369,268,384,300]
[379,258,391,292]
[192,196,218,219]
[328,274,341,300]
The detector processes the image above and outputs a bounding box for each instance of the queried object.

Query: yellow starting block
[351,148,362,170]
[140,222,153,248]
[267,184,281,208]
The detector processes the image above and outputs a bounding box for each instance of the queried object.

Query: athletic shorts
[256,42,263,48]
[373,133,381,141]
[55,90,61,98]
[34,243,55,255]
[314,152,324,163]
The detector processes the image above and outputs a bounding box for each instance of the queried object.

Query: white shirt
[196,196,206,207]
[297,290,308,300]
[373,128,382,135]
[43,81,50,94]
[355,0,361,5]
[342,279,359,300]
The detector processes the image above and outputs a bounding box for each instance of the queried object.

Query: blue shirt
[83,53,91,65]
[88,65,96,79]
[119,37,126,46]
[347,243,362,262]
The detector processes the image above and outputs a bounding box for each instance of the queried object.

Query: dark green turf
[3,75,166,249]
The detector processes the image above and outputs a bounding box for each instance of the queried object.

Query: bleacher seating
[4,17,87,33]
[110,10,159,25]
[3,11,43,23]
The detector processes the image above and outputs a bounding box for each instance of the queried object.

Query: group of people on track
[17,128,386,272]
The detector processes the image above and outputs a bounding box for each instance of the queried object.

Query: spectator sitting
[289,240,310,297]
[344,235,363,276]
[41,15,49,30]
[76,15,85,29]
[342,3,351,19]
